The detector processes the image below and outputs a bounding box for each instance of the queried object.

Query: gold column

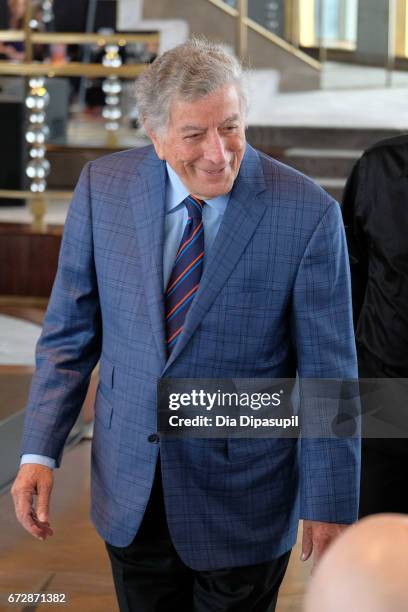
[25,77,50,232]
[299,0,316,48]
[102,44,123,147]
[23,0,33,62]
[395,0,408,57]
[236,0,248,62]
[386,0,397,85]
[285,0,300,47]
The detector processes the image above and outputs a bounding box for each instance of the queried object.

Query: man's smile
[196,166,228,176]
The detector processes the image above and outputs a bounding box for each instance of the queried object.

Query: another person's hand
[11,464,54,540]
[301,520,348,570]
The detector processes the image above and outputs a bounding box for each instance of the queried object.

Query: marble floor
[321,60,408,91]
[0,315,41,367]
[0,199,70,226]
[247,83,408,128]
[244,62,408,128]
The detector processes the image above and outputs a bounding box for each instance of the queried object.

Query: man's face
[149,85,246,200]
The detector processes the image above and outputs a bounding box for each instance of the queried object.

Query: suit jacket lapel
[128,150,167,367]
[163,144,267,373]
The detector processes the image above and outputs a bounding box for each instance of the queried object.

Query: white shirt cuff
[20,454,56,469]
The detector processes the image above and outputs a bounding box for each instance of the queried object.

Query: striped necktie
[165,195,205,354]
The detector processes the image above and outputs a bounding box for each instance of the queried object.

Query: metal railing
[0,1,159,229]
[207,0,321,69]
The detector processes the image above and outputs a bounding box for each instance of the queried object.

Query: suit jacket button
[148,433,159,444]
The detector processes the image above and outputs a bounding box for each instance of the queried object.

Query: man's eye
[184,133,201,140]
[223,125,237,132]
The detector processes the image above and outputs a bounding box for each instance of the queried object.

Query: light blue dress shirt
[21,162,229,469]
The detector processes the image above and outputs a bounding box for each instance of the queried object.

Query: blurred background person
[342,135,408,517]
[0,0,25,61]
[0,0,46,62]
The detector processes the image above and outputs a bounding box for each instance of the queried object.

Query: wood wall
[0,223,62,298]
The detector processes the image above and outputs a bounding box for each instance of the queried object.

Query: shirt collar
[165,162,230,215]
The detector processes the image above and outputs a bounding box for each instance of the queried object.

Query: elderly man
[304,514,408,612]
[12,39,359,612]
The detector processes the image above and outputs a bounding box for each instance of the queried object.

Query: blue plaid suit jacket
[21,144,359,570]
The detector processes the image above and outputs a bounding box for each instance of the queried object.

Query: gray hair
[135,37,246,134]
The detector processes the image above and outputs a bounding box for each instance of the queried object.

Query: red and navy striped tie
[165,195,205,354]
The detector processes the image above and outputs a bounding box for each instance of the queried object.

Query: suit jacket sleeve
[21,162,102,466]
[291,197,360,524]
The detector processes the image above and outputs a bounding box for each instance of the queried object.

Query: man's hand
[11,464,54,541]
[301,520,348,570]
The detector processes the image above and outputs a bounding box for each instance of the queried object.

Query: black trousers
[358,345,408,517]
[105,462,291,612]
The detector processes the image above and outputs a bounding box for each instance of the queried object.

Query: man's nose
[203,132,227,165]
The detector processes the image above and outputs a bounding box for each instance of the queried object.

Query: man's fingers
[30,509,54,536]
[11,464,54,540]
[12,489,33,524]
[21,510,50,540]
[303,521,349,571]
[14,496,53,540]
[315,532,332,555]
[301,521,313,561]
[311,537,329,568]
[13,493,51,540]
[36,480,52,523]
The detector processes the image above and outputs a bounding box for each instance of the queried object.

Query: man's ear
[147,128,165,160]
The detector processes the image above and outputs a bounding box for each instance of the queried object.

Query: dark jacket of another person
[342,134,408,374]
